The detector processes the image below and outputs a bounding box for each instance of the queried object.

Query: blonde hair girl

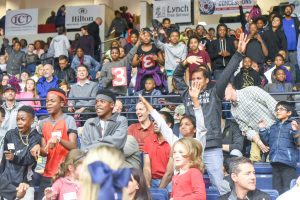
[80,146,131,200]
[171,138,206,199]
[44,149,86,200]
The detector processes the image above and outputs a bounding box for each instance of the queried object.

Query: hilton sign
[66,5,100,29]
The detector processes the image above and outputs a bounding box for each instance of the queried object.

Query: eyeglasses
[275,107,287,112]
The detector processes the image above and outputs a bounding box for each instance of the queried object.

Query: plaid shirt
[231,86,277,140]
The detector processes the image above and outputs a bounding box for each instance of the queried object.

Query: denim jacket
[71,55,101,72]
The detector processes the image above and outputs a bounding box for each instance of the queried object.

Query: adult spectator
[36,64,59,107]
[68,65,98,121]
[245,23,268,68]
[233,57,262,90]
[219,157,271,199]
[81,89,128,150]
[222,117,244,161]
[3,39,26,76]
[173,33,249,193]
[282,4,300,67]
[208,23,236,80]
[55,5,65,27]
[87,17,102,61]
[1,83,22,132]
[33,40,45,58]
[46,11,56,24]
[225,84,277,162]
[143,111,173,190]
[106,10,128,38]
[128,102,154,151]
[20,39,28,53]
[48,26,70,59]
[77,25,95,57]
[120,6,134,28]
[54,55,76,83]
[38,88,77,199]
[262,15,287,62]
[71,47,101,80]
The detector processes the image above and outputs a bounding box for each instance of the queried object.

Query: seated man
[80,89,128,150]
[220,157,271,200]
[128,101,154,152]
[54,55,76,83]
[68,64,98,121]
[143,111,173,191]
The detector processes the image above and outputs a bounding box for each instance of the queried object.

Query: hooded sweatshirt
[48,34,70,58]
[173,52,244,149]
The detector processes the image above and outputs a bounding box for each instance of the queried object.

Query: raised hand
[258,119,267,129]
[291,120,300,131]
[16,183,29,199]
[185,56,203,65]
[189,81,201,108]
[153,30,158,39]
[237,33,250,54]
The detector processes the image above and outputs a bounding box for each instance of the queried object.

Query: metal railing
[13,91,300,122]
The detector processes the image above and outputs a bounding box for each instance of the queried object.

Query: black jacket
[219,189,271,200]
[262,28,287,61]
[208,37,236,70]
[55,65,76,83]
[222,119,244,155]
[87,21,101,47]
[174,52,244,149]
[0,173,17,200]
[77,35,95,57]
[0,128,41,187]
[234,68,262,90]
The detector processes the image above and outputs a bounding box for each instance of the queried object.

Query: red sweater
[171,168,206,200]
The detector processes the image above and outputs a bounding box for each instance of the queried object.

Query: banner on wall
[153,0,191,23]
[66,5,100,29]
[199,0,254,15]
[5,8,38,36]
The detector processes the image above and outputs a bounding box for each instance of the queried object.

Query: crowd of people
[0,0,300,200]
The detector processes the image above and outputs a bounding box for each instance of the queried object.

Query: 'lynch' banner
[199,0,254,15]
[153,0,192,23]
[66,5,100,29]
[5,9,38,36]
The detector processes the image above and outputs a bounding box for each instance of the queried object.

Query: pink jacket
[17,92,41,110]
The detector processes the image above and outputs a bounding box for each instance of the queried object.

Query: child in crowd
[19,70,30,92]
[31,64,44,82]
[18,79,41,111]
[132,28,166,92]
[134,77,162,106]
[264,68,293,101]
[99,38,140,96]
[124,29,139,54]
[0,106,41,197]
[266,54,292,83]
[171,138,206,199]
[37,88,78,199]
[119,47,125,59]
[25,43,39,74]
[185,36,211,82]
[278,49,296,82]
[44,149,85,200]
[259,101,299,194]
[154,29,187,92]
[0,55,7,73]
[59,81,71,97]
[105,40,121,60]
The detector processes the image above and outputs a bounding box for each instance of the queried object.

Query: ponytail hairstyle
[53,149,86,182]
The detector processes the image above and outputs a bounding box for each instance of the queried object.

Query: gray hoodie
[48,34,70,58]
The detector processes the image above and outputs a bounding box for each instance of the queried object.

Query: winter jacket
[36,76,59,106]
[264,81,293,101]
[4,45,26,75]
[0,128,41,187]
[54,65,76,83]
[48,35,70,58]
[0,173,17,200]
[87,21,101,48]
[71,55,100,71]
[99,46,137,96]
[174,52,244,149]
[222,119,244,155]
[1,101,23,133]
[81,113,128,151]
[208,37,236,70]
[259,119,299,168]
[233,67,262,90]
[219,189,271,200]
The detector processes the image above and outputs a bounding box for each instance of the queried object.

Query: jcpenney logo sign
[11,13,32,25]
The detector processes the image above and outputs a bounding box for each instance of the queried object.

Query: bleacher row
[147,163,300,199]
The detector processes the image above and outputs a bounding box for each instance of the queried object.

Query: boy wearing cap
[81,89,128,151]
[1,84,23,132]
[38,88,78,199]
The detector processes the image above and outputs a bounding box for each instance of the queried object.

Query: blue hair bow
[88,161,131,200]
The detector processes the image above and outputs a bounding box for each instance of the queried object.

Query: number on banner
[112,67,127,86]
[142,55,155,69]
